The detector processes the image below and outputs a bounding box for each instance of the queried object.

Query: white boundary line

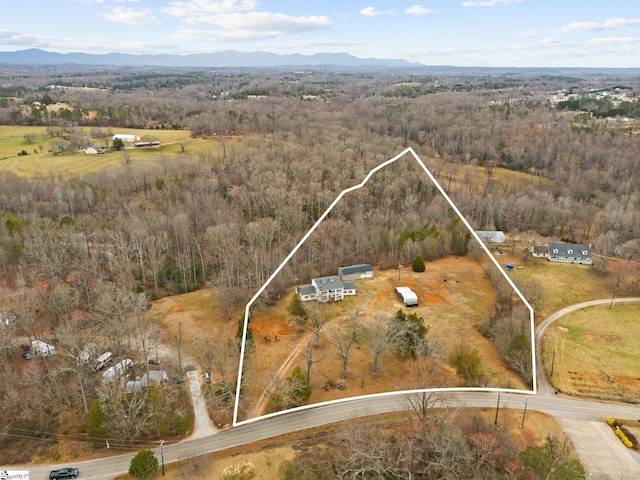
[233,147,536,427]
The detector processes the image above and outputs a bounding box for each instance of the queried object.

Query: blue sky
[1,0,639,67]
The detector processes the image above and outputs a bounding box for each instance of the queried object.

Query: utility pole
[521,398,529,429]
[550,348,556,377]
[177,322,182,373]
[609,276,620,310]
[494,391,501,425]
[397,263,403,282]
[159,439,165,476]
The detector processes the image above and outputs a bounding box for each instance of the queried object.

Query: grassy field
[543,302,640,400]
[0,125,225,177]
[497,251,620,320]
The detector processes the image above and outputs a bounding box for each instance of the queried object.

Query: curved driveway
[18,297,640,479]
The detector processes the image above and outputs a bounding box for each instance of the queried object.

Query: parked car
[20,343,30,351]
[204,371,212,384]
[22,352,32,360]
[148,358,160,365]
[48,467,79,479]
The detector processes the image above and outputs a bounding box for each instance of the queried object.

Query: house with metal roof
[548,242,592,265]
[530,242,592,265]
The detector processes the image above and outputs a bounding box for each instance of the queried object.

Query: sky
[1,0,639,67]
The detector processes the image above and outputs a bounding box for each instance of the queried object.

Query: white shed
[395,286,419,307]
[113,134,140,143]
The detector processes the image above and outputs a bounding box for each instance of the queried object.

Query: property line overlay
[233,147,536,427]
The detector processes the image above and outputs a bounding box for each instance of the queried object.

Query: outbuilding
[477,231,506,243]
[395,286,419,307]
[112,134,140,143]
[338,264,374,281]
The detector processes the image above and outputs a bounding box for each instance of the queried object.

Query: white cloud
[102,6,161,25]
[360,7,395,16]
[462,0,522,7]
[587,37,640,47]
[558,17,640,34]
[518,31,538,39]
[262,39,369,51]
[170,12,331,41]
[187,11,331,31]
[75,0,140,3]
[162,0,257,17]
[405,5,434,15]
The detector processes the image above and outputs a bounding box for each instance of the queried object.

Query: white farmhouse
[83,145,105,154]
[296,275,356,303]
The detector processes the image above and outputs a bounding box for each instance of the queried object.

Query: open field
[489,250,621,320]
[0,125,225,177]
[543,303,640,401]
[239,256,533,421]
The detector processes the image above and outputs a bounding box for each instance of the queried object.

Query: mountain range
[0,48,419,69]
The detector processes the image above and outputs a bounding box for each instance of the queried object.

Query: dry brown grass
[241,256,529,422]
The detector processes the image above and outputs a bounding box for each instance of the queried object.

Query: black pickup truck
[48,467,80,479]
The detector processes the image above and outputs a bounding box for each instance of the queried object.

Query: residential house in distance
[83,145,105,155]
[297,264,374,303]
[530,242,592,265]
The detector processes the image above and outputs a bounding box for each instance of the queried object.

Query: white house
[297,275,356,303]
[83,145,105,155]
[530,243,592,265]
[548,242,592,265]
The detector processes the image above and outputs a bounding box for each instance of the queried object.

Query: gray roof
[142,370,168,386]
[338,264,373,275]
[313,275,344,293]
[297,285,316,296]
[532,245,548,254]
[548,242,591,259]
[343,282,356,290]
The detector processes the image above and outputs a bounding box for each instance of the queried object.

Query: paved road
[15,297,640,479]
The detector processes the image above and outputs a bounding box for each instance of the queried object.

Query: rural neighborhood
[0,28,639,479]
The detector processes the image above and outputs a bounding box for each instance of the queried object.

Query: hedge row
[607,418,634,448]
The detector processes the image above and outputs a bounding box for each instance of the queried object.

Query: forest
[0,65,638,470]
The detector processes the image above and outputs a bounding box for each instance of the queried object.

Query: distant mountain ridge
[0,48,419,69]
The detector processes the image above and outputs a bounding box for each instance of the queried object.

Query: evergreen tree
[129,448,158,479]
[287,294,308,323]
[520,435,586,480]
[388,309,430,358]
[112,137,125,150]
[86,399,107,443]
[412,255,426,272]
[287,365,312,407]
